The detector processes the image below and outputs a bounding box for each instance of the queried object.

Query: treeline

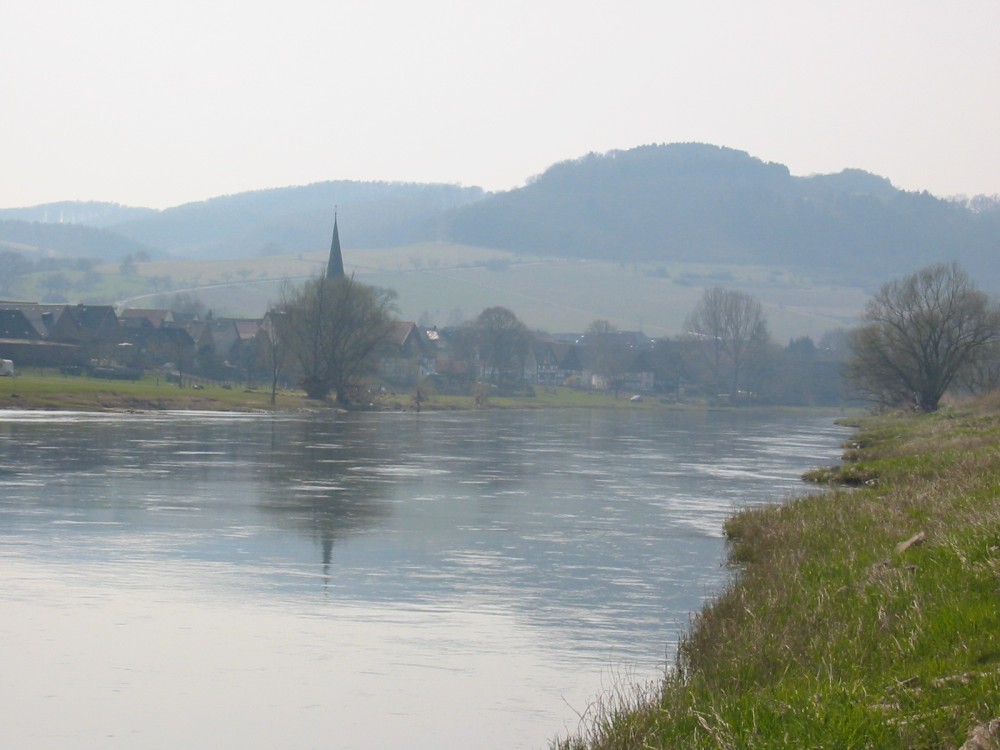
[434,262,1000,412]
[0,201,156,227]
[0,182,485,261]
[112,180,484,258]
[0,250,111,299]
[272,275,850,408]
[440,297,849,407]
[274,262,1000,412]
[0,220,154,261]
[0,247,163,302]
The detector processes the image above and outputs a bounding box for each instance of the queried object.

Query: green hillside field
[19,242,867,341]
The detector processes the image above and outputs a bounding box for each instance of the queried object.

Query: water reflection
[0,409,849,633]
[254,416,394,572]
[0,408,848,750]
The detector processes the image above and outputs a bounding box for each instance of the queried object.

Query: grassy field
[555,394,1000,749]
[16,242,867,342]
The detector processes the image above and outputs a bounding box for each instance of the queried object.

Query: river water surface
[0,408,848,749]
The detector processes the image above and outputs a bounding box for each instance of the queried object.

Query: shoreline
[0,371,852,415]
[555,393,1000,749]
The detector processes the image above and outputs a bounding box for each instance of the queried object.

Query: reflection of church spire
[322,535,333,567]
[321,534,334,592]
[326,209,345,279]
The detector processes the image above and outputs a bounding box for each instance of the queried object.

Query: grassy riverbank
[0,371,312,412]
[556,394,1000,749]
[0,370,677,413]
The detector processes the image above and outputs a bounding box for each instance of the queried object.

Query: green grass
[554,393,1000,749]
[0,371,684,414]
[0,370,312,412]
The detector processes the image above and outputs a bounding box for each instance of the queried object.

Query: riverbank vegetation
[0,369,692,413]
[555,393,1000,749]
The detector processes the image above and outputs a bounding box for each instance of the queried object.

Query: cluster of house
[0,301,678,395]
[377,321,678,396]
[0,302,262,381]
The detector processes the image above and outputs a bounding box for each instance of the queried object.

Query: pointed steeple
[326,209,345,279]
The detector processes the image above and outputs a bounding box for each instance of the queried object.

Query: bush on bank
[555,393,1000,749]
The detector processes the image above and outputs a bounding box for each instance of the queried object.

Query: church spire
[326,209,345,279]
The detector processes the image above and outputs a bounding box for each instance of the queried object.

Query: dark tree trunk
[335,384,351,406]
[302,376,330,400]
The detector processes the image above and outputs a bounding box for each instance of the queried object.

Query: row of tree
[0,250,107,296]
[268,262,1000,413]
[266,274,835,406]
[679,262,1000,412]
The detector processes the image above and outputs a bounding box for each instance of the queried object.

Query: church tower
[326,211,345,279]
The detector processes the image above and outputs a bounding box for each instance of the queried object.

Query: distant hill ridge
[436,144,999,284]
[0,181,484,260]
[1,143,997,288]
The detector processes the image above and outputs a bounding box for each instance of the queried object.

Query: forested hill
[0,182,484,261]
[436,143,1000,285]
[111,181,483,258]
[2,145,998,289]
[0,219,154,261]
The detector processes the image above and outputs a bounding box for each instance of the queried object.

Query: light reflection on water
[0,408,848,749]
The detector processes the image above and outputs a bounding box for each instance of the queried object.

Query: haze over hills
[0,182,483,260]
[1,143,998,292]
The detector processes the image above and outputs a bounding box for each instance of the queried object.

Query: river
[0,408,848,749]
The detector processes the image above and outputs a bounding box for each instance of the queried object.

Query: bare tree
[847,263,1000,411]
[955,340,1000,395]
[473,306,532,385]
[585,319,630,396]
[684,287,770,401]
[258,309,288,405]
[280,275,397,404]
[170,292,207,319]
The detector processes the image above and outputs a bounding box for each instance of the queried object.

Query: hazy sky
[3,0,998,209]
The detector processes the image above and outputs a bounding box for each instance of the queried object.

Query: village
[0,213,848,406]
[0,298,681,398]
[0,215,699,402]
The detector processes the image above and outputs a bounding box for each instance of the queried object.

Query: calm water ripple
[0,408,848,749]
